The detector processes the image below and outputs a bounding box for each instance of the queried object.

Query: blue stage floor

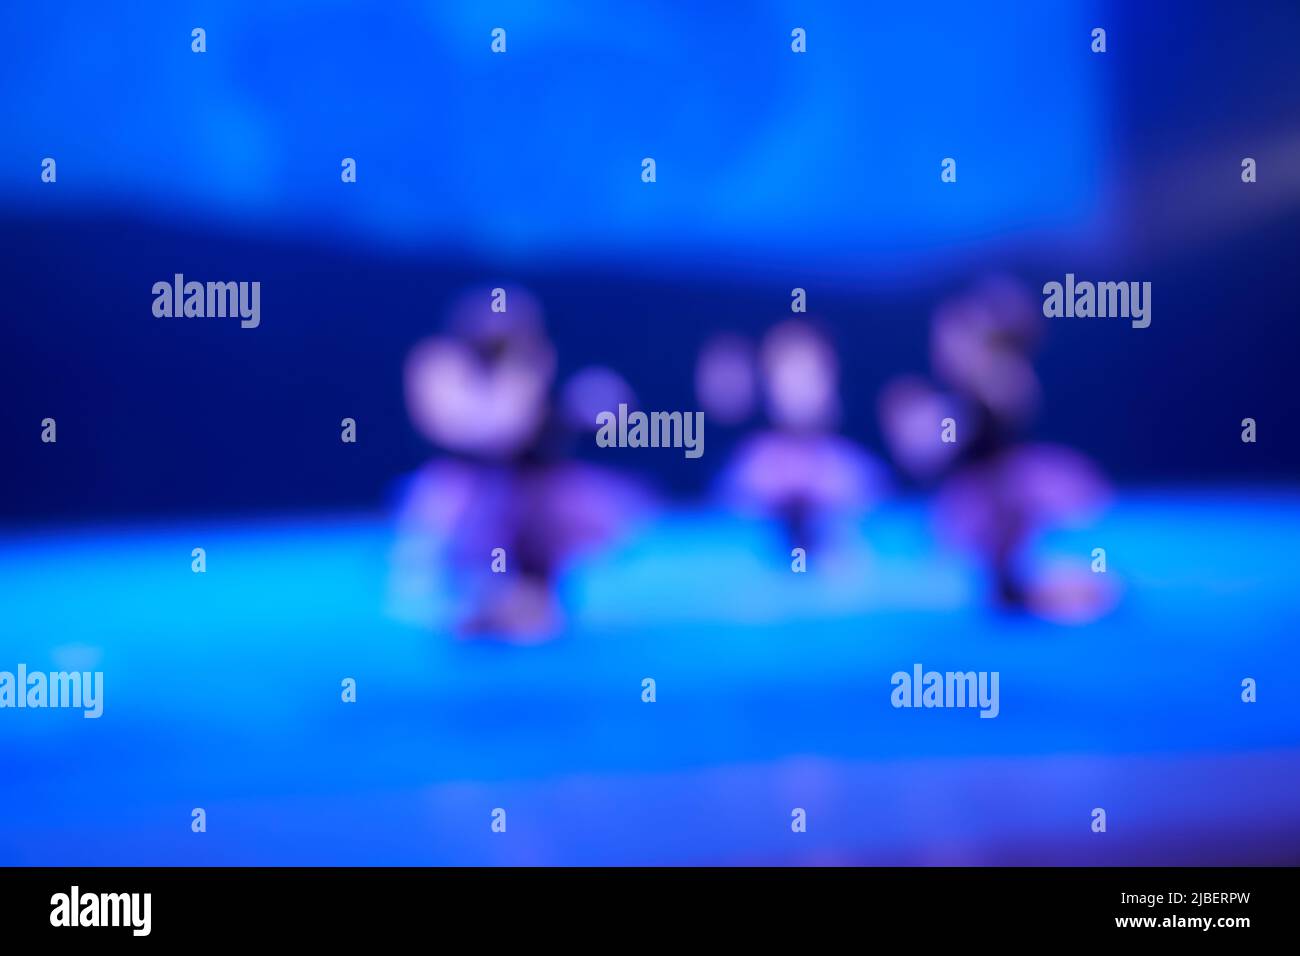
[1,489,1297,865]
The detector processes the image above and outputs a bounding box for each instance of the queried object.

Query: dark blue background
[4,1,1297,520]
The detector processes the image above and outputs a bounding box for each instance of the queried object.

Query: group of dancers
[393,278,1113,641]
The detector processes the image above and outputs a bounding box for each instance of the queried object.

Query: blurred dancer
[397,287,648,642]
[878,278,1113,621]
[699,321,887,554]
